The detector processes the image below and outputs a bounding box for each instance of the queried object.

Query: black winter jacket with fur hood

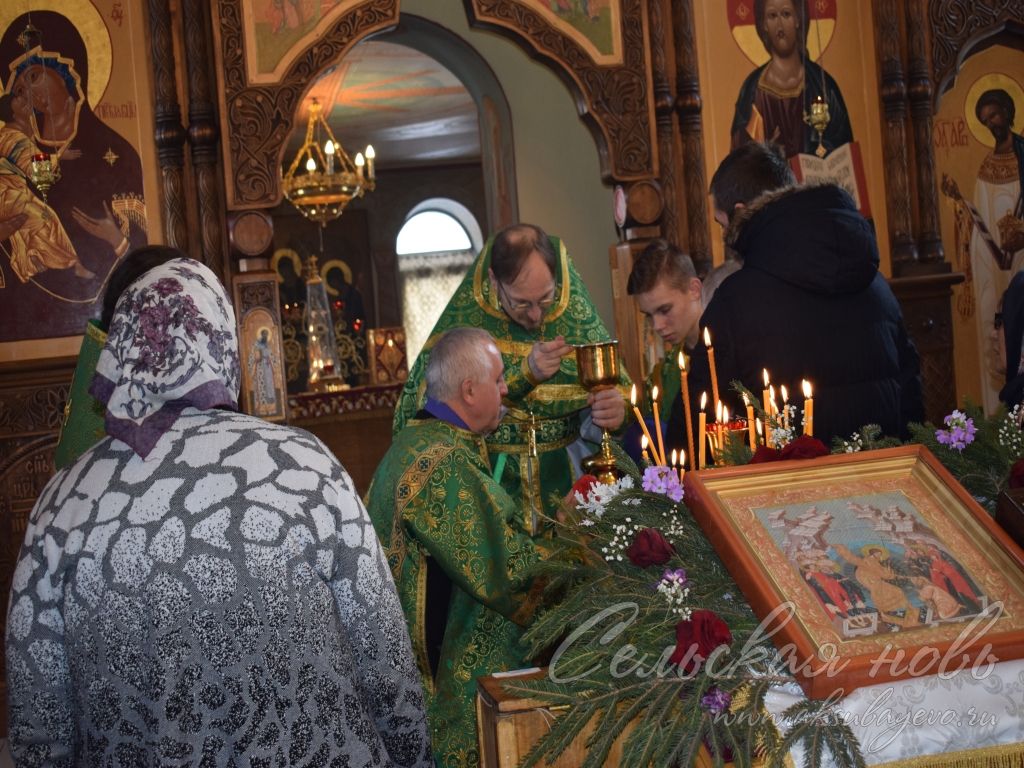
[670,183,924,448]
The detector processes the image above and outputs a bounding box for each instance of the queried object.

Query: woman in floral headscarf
[6,248,432,767]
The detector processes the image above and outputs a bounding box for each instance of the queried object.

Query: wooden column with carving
[874,0,964,423]
[183,0,228,277]
[671,0,710,275]
[147,0,190,250]
[648,0,681,249]
[873,0,919,274]
[905,0,945,265]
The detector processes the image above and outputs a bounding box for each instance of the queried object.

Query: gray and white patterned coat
[6,257,431,767]
[7,410,433,767]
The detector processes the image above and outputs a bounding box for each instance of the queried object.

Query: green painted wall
[399,0,619,330]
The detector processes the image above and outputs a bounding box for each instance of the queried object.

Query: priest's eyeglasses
[497,281,557,313]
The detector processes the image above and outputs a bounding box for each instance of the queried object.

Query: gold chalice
[575,340,623,485]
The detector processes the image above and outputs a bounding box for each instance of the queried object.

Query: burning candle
[802,379,814,436]
[652,385,667,467]
[641,434,652,465]
[780,385,790,430]
[699,392,708,469]
[678,351,695,470]
[678,450,686,484]
[630,385,658,463]
[743,393,756,450]
[704,328,720,410]
[762,369,771,419]
[671,448,678,470]
[715,399,723,449]
[722,405,730,452]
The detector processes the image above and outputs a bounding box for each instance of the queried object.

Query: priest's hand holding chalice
[575,340,624,485]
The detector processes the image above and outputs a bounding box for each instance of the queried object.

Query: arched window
[396,199,482,361]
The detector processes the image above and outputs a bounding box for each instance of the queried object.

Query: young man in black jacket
[669,142,924,452]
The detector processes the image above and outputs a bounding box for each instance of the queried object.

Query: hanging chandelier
[281,98,375,226]
[281,97,376,393]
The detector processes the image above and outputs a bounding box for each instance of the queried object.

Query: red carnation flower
[749,445,782,464]
[780,435,829,461]
[570,474,599,499]
[669,610,733,673]
[626,528,675,567]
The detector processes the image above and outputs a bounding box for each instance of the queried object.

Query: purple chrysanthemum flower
[641,465,684,502]
[700,687,732,714]
[935,410,977,453]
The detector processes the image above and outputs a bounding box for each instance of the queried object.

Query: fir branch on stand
[507,471,865,768]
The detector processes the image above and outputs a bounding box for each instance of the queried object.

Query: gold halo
[0,3,111,107]
[271,248,302,283]
[964,72,1024,148]
[731,22,834,67]
[860,544,889,560]
[320,258,353,297]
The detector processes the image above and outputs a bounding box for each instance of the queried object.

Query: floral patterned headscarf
[89,258,240,458]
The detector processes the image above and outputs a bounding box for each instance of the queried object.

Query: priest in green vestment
[367,327,549,768]
[394,223,631,534]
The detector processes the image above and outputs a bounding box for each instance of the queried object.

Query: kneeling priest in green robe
[367,327,549,768]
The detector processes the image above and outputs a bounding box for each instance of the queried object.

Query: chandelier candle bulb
[366,144,376,179]
[802,379,814,436]
[652,385,667,467]
[630,384,658,464]
[678,351,695,470]
[743,393,756,450]
[699,392,708,470]
[355,152,365,181]
[324,140,335,174]
[305,156,316,173]
[704,328,720,409]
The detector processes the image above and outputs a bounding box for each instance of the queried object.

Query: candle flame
[756,417,763,435]
[678,351,686,371]
[742,392,749,406]
[703,327,712,347]
[680,449,686,467]
[641,434,649,449]
[652,385,659,402]
[769,384,776,401]
[802,379,812,398]
[701,391,707,409]
[630,384,637,405]
[723,405,730,423]
[671,448,678,466]
[763,368,770,387]
[716,400,723,420]
[781,384,789,403]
